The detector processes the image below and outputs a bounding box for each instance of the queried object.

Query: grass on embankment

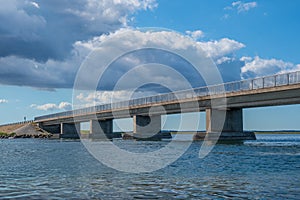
[0,124,25,134]
[0,132,16,138]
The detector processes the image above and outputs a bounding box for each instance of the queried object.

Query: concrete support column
[199,108,255,141]
[60,122,80,139]
[133,115,163,140]
[90,119,114,140]
[206,108,243,133]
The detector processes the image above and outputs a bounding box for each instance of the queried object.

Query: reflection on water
[0,134,299,199]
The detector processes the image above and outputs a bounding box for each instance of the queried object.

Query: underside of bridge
[38,107,256,141]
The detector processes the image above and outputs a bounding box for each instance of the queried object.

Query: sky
[0,0,300,131]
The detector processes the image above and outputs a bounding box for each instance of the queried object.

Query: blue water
[0,134,299,199]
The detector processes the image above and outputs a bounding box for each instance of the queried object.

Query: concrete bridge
[34,71,300,140]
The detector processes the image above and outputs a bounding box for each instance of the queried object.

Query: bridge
[34,71,300,140]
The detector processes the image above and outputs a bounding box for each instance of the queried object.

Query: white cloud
[86,28,244,58]
[75,90,157,108]
[198,38,245,58]
[240,56,253,62]
[0,28,245,89]
[30,103,57,111]
[66,0,157,29]
[232,1,257,13]
[77,91,130,104]
[224,1,257,16]
[58,102,72,110]
[31,102,72,111]
[0,99,8,104]
[29,1,40,9]
[72,29,247,97]
[241,56,300,78]
[186,30,204,40]
[216,56,235,65]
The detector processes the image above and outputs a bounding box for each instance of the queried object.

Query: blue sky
[0,0,300,131]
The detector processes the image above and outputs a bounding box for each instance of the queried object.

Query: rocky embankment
[0,123,52,139]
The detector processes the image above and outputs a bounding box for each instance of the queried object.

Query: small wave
[258,152,300,156]
[244,141,300,147]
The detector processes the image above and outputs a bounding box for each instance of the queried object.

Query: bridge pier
[132,115,171,140]
[60,122,80,139]
[194,108,256,141]
[207,108,243,133]
[89,119,117,140]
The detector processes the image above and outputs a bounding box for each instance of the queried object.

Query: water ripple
[0,135,299,199]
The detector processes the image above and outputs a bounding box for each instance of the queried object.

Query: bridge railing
[34,71,300,121]
[0,120,34,127]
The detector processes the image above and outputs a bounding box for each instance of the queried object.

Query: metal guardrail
[0,120,34,127]
[35,71,300,121]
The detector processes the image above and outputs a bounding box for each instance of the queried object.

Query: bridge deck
[35,71,300,124]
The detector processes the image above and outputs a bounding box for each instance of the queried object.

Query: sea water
[0,134,299,199]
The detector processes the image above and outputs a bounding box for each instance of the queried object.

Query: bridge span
[34,71,300,140]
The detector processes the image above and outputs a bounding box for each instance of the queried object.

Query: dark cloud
[0,55,77,88]
[0,0,155,61]
[0,13,246,91]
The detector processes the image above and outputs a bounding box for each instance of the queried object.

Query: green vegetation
[81,130,90,134]
[0,132,16,138]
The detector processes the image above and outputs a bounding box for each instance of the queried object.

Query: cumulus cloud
[186,30,204,40]
[77,91,132,104]
[70,28,246,104]
[216,56,235,65]
[82,29,244,59]
[75,90,152,108]
[0,0,156,62]
[75,29,247,93]
[31,102,72,111]
[0,99,8,104]
[241,56,300,78]
[31,103,57,111]
[198,38,245,58]
[58,102,72,110]
[0,28,245,90]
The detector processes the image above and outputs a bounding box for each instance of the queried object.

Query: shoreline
[1,131,300,140]
[1,122,300,140]
[254,131,300,134]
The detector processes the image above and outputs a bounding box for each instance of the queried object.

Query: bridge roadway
[35,71,300,140]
